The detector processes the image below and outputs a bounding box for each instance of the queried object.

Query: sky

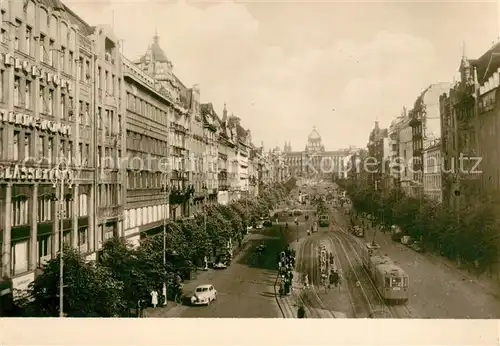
[65,0,498,151]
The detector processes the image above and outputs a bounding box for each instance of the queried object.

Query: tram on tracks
[360,242,409,304]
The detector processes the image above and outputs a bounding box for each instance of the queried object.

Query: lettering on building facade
[0,164,71,181]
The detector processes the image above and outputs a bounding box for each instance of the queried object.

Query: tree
[99,237,144,314]
[180,216,211,267]
[28,246,124,317]
[340,180,500,274]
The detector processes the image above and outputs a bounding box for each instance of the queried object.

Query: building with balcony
[388,109,408,188]
[0,0,124,304]
[423,139,442,203]
[409,82,450,197]
[366,121,389,191]
[200,102,219,204]
[440,47,495,209]
[248,146,262,197]
[227,115,251,198]
[216,105,233,205]
[134,33,192,220]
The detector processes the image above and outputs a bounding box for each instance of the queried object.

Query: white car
[213,262,227,269]
[256,222,264,230]
[191,284,217,306]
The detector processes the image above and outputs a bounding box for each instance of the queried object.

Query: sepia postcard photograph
[0,0,499,345]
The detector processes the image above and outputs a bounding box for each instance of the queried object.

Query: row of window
[126,130,167,155]
[423,174,441,190]
[124,205,167,230]
[5,193,88,227]
[126,92,169,126]
[97,184,121,207]
[97,66,121,97]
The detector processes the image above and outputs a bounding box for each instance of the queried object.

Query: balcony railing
[98,206,121,219]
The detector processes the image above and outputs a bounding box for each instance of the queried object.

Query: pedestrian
[137,299,142,318]
[150,289,159,308]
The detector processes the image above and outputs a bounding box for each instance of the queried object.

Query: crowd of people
[277,246,296,297]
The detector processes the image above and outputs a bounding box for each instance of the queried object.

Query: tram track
[296,237,336,318]
[331,211,413,318]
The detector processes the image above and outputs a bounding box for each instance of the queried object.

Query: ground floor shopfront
[0,181,123,311]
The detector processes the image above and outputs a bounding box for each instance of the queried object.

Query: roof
[150,34,169,62]
[59,1,94,36]
[308,126,321,141]
[470,42,500,84]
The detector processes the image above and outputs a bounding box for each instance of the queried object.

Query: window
[48,89,54,115]
[47,137,53,164]
[0,70,4,102]
[67,141,73,163]
[78,227,87,246]
[63,195,72,218]
[97,146,102,168]
[105,70,109,93]
[60,47,65,71]
[38,195,53,222]
[105,109,109,135]
[14,20,20,50]
[59,139,64,159]
[12,196,29,226]
[13,76,20,106]
[117,114,122,134]
[49,39,54,66]
[77,142,82,165]
[39,34,46,62]
[11,240,29,275]
[79,193,88,216]
[68,96,73,121]
[37,235,51,264]
[39,85,45,112]
[13,130,19,161]
[60,93,66,119]
[85,60,90,83]
[24,133,30,159]
[37,135,44,160]
[98,107,102,129]
[25,80,31,109]
[84,144,89,166]
[25,26,32,55]
[97,67,101,89]
[69,51,73,74]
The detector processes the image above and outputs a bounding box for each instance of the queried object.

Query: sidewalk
[144,235,252,318]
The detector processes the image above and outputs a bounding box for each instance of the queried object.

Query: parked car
[263,220,273,227]
[190,284,217,306]
[401,235,413,246]
[255,222,264,230]
[410,241,424,253]
[213,262,227,270]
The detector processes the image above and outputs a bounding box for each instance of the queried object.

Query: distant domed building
[283,126,354,179]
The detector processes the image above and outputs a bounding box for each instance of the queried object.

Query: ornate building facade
[284,126,348,180]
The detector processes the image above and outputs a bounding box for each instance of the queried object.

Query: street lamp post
[51,158,74,318]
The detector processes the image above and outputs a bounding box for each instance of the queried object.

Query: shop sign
[0,109,71,136]
[2,53,73,92]
[0,164,72,181]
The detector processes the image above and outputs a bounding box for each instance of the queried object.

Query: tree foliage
[28,246,125,317]
[22,183,293,315]
[337,179,500,272]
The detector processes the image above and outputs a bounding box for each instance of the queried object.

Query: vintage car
[190,284,217,306]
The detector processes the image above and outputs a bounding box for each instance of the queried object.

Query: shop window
[37,235,51,265]
[11,240,29,275]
